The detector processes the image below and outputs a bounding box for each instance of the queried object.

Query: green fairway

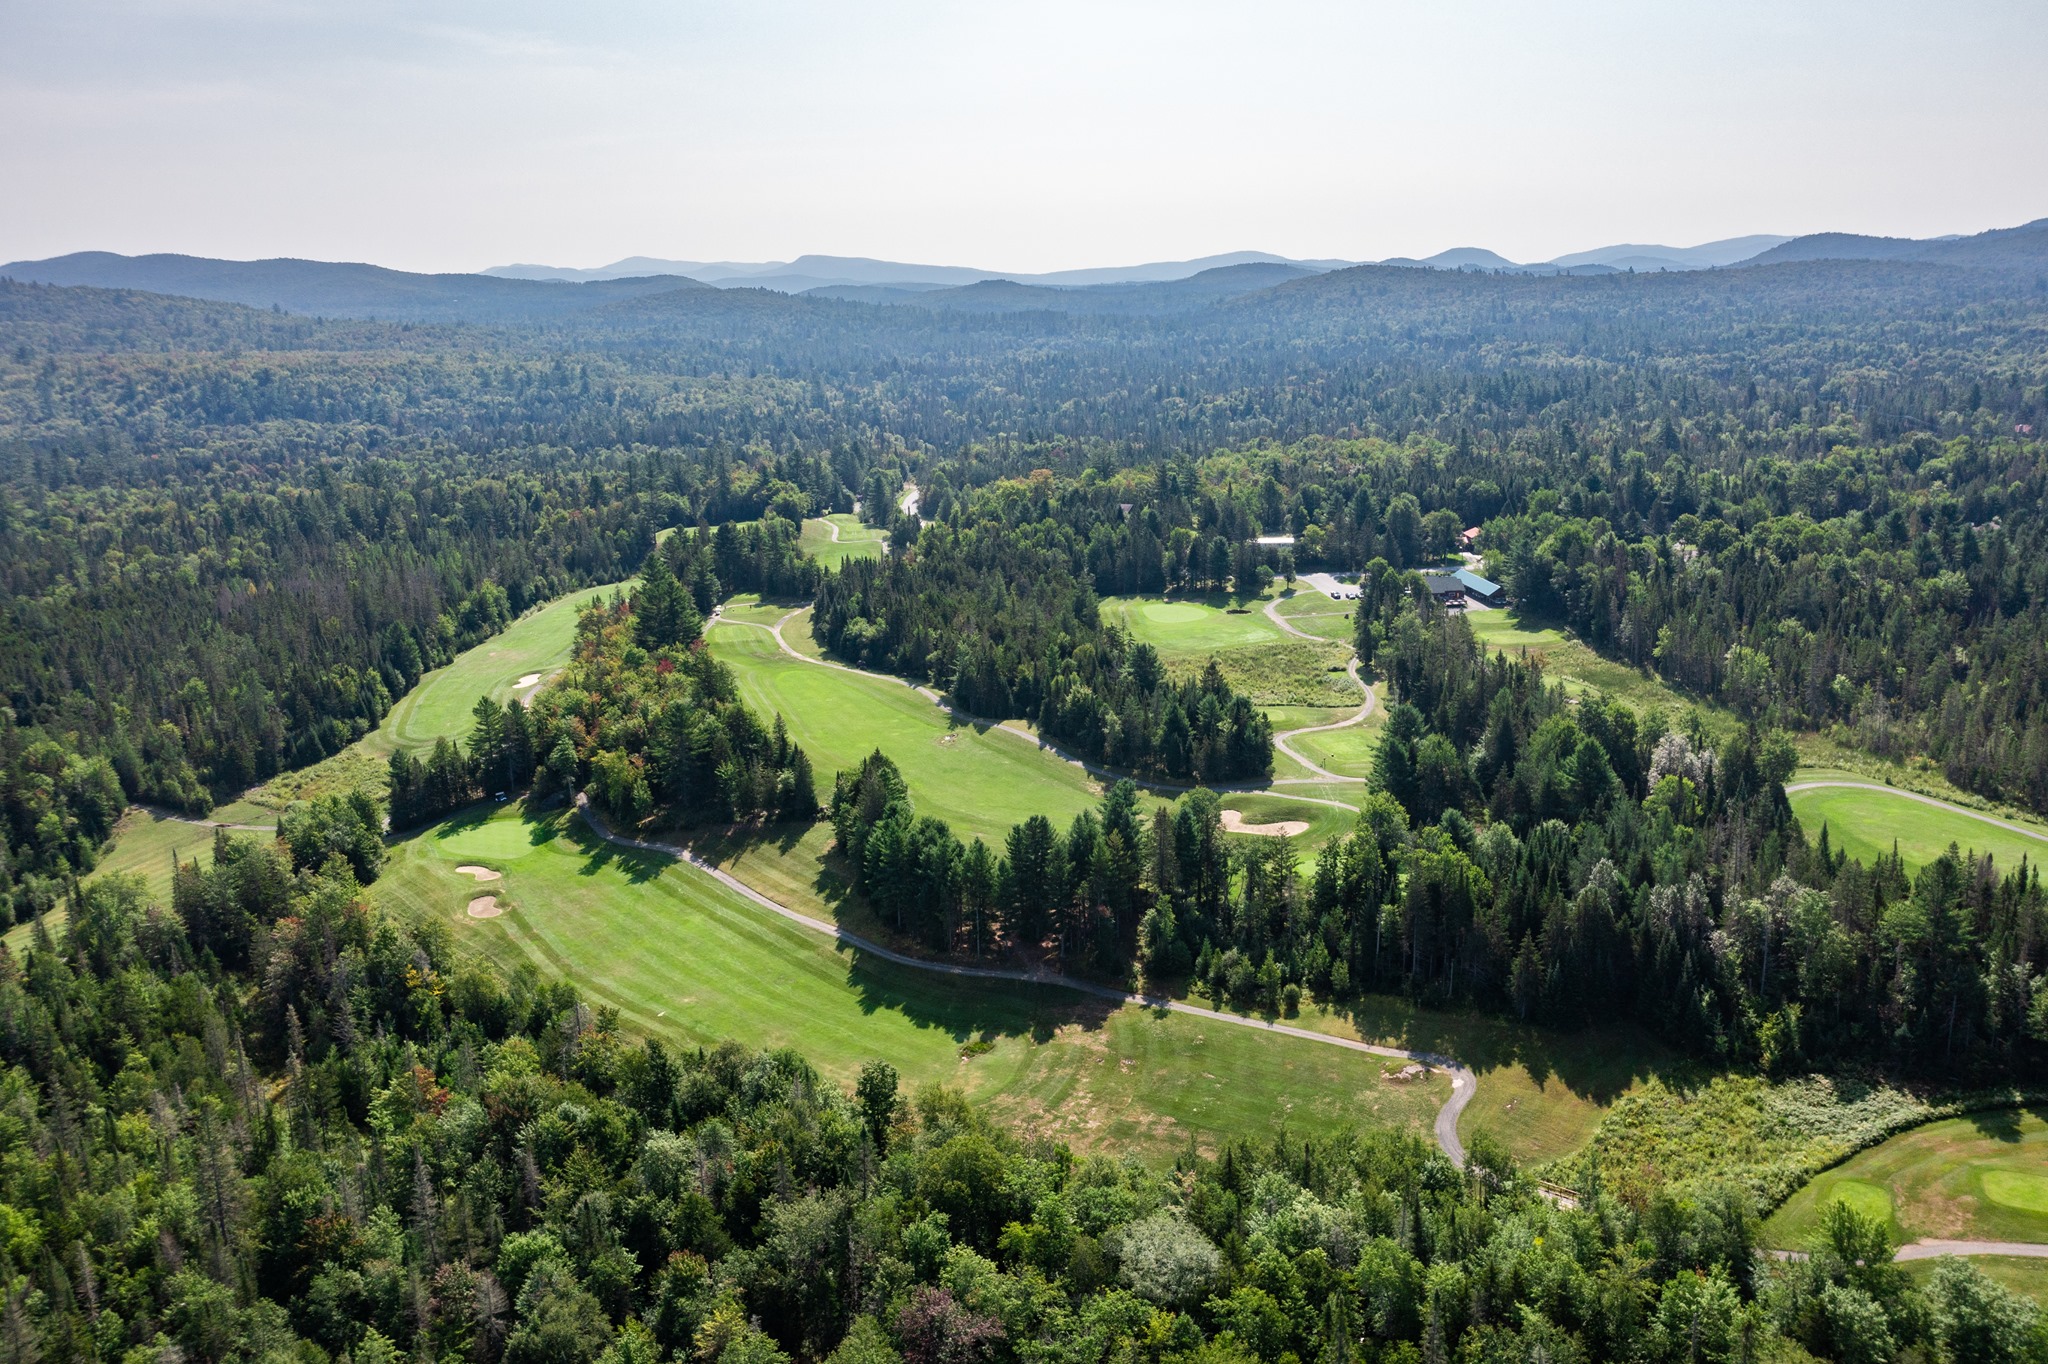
[1101,595,1286,656]
[801,514,887,568]
[373,804,1447,1162]
[710,615,1363,847]
[1789,782,2048,875]
[246,579,625,810]
[1284,708,1381,779]
[1764,1109,2048,1248]
[386,584,618,748]
[707,621,1103,842]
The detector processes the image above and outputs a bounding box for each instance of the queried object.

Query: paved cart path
[574,793,1478,1162]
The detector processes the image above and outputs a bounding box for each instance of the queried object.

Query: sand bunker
[466,896,502,919]
[454,865,502,882]
[513,672,543,693]
[1221,810,1310,837]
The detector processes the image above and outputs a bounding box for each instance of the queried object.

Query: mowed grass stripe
[389,583,617,748]
[1788,782,2048,876]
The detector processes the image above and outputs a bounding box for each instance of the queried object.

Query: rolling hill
[0,251,713,322]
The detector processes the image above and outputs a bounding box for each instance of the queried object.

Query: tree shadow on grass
[559,812,673,885]
[1317,992,1698,1107]
[1965,1102,2048,1144]
[840,953,1123,1049]
[688,818,817,865]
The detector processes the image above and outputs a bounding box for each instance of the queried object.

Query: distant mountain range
[482,236,1801,292]
[4,220,2042,323]
[482,250,1356,293]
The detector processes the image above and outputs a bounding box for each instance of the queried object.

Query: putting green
[1983,1170,2048,1214]
[1100,595,1287,657]
[430,815,548,861]
[1823,1178,1896,1225]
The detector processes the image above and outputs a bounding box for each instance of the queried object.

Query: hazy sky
[5,0,2045,273]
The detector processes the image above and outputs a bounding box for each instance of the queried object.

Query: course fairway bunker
[455,865,503,882]
[1221,809,1310,837]
[466,896,503,919]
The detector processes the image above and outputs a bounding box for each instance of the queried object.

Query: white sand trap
[513,672,543,692]
[1221,810,1310,837]
[466,896,502,919]
[454,865,502,882]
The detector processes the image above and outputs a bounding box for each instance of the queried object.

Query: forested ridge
[2,249,2047,919]
[4,241,2048,1363]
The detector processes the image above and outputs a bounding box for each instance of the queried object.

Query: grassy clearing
[1205,643,1358,708]
[1465,611,1737,740]
[1100,595,1356,707]
[1789,781,2048,876]
[1564,1072,2048,1213]
[1190,992,1684,1166]
[800,515,886,569]
[8,808,236,953]
[1763,1109,2048,1248]
[373,803,1447,1162]
[89,809,219,902]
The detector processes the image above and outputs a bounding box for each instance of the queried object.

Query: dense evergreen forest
[815,597,2047,1079]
